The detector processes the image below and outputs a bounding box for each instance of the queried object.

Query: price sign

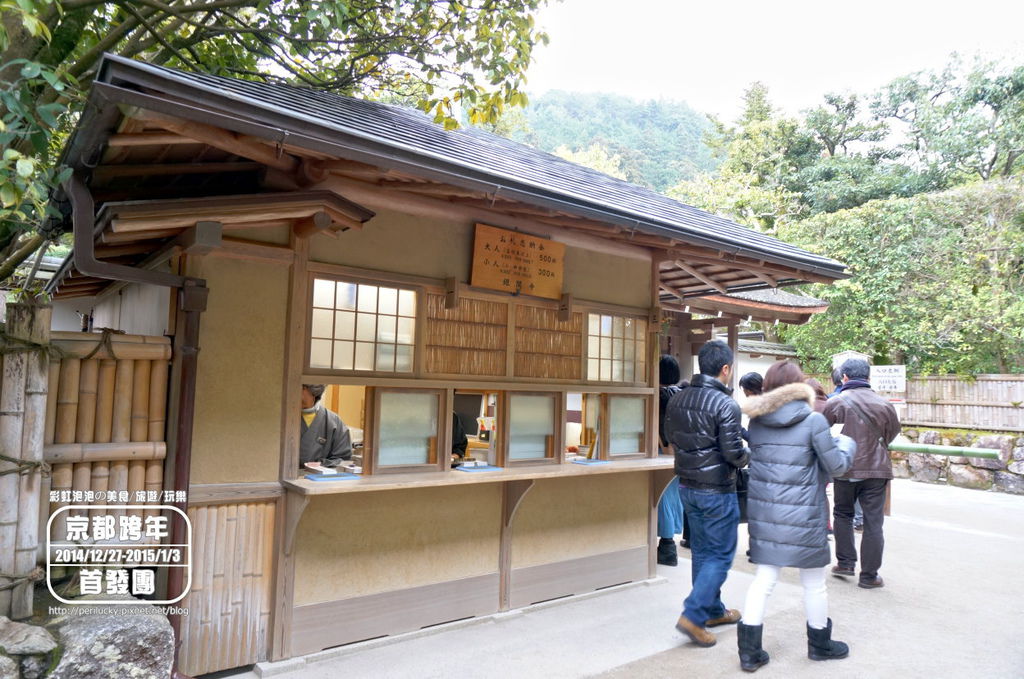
[470,224,565,300]
[871,364,906,393]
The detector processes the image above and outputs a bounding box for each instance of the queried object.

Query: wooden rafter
[674,260,727,294]
[92,162,262,179]
[751,271,778,287]
[107,132,200,147]
[658,284,686,302]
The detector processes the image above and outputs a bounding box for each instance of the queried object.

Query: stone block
[1008,461,1024,475]
[892,458,910,479]
[48,596,173,679]
[21,654,48,679]
[948,465,993,490]
[1012,447,1024,462]
[0,654,18,679]
[920,430,942,445]
[0,617,57,655]
[969,435,1013,471]
[908,452,945,483]
[994,472,1024,495]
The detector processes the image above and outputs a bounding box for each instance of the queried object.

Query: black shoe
[737,622,770,672]
[679,539,690,549]
[853,523,864,532]
[657,538,678,567]
[807,618,849,661]
[831,565,855,578]
[858,575,884,589]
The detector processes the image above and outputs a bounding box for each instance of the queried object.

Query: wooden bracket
[499,479,534,611]
[558,293,573,322]
[444,277,460,309]
[292,211,333,239]
[283,491,311,557]
[674,260,727,294]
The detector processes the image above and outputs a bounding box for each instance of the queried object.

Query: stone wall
[897,430,1024,495]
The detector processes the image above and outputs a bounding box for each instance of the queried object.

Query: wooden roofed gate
[35,54,847,676]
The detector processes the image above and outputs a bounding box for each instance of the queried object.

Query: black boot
[737,623,770,672]
[657,538,677,566]
[807,618,849,661]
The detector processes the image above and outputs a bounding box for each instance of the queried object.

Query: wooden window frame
[605,393,651,460]
[364,386,448,475]
[501,391,564,467]
[581,308,649,388]
[305,272,425,378]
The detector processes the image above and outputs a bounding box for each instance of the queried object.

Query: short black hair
[698,340,733,377]
[738,372,763,394]
[831,367,844,387]
[659,355,681,386]
[840,359,870,381]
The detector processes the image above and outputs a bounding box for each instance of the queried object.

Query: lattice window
[586,313,646,383]
[309,278,416,373]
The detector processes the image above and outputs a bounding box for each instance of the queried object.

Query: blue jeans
[657,477,683,539]
[678,485,739,626]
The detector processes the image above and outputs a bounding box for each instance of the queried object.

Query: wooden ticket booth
[45,54,847,675]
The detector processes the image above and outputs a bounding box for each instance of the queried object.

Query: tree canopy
[0,0,551,285]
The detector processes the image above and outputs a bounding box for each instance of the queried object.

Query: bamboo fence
[44,332,172,550]
[514,307,583,380]
[882,375,1024,433]
[424,294,507,375]
[179,500,276,676]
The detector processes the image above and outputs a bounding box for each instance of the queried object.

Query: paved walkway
[236,479,1024,679]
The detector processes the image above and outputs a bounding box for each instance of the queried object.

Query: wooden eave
[51,103,840,302]
[665,293,830,325]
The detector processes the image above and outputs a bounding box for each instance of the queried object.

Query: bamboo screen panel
[424,294,508,376]
[44,333,171,551]
[179,500,276,676]
[514,306,583,380]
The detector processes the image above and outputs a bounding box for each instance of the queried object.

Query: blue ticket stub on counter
[572,459,611,465]
[455,465,504,472]
[305,473,360,481]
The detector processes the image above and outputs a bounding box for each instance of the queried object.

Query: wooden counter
[283,456,674,496]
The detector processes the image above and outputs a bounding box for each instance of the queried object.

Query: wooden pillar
[727,323,739,392]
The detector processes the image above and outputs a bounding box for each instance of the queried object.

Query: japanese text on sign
[470,224,565,300]
[870,364,906,393]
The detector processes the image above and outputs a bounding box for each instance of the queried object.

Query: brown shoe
[858,575,884,589]
[831,565,855,578]
[705,608,741,627]
[675,616,716,647]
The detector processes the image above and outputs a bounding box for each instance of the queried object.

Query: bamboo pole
[54,358,81,444]
[12,316,47,618]
[94,359,116,443]
[50,342,172,361]
[108,460,129,520]
[71,462,92,501]
[48,462,73,554]
[0,350,19,617]
[44,441,167,463]
[75,359,99,443]
[131,359,151,442]
[44,361,59,445]
[127,460,146,519]
[148,359,168,442]
[112,359,134,443]
[144,459,162,521]
[89,462,109,520]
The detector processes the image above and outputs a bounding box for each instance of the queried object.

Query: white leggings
[742,564,828,629]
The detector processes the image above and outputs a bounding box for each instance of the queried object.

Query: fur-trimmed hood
[742,382,816,427]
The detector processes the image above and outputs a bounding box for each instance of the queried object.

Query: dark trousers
[833,478,888,578]
[678,486,739,625]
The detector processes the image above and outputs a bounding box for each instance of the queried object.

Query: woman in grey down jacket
[735,360,855,672]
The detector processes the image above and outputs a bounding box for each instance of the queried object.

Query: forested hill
[508,91,719,191]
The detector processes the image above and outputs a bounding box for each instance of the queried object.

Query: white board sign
[871,364,906,393]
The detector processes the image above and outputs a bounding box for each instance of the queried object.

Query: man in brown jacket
[823,358,901,589]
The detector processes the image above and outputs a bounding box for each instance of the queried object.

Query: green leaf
[0,184,16,208]
[20,62,41,79]
[15,158,33,178]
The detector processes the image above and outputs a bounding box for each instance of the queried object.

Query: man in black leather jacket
[664,340,750,647]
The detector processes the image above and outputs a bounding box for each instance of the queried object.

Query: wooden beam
[674,260,727,294]
[378,180,484,199]
[444,277,460,309]
[214,237,295,264]
[292,211,333,239]
[129,111,299,172]
[92,161,261,179]
[751,271,778,287]
[107,132,200,147]
[658,284,687,302]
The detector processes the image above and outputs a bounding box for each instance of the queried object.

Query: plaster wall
[189,257,288,483]
[308,205,651,310]
[293,484,502,605]
[511,472,648,569]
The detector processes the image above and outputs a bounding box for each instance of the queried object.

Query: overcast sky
[526,0,1024,120]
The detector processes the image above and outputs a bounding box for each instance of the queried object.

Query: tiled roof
[726,288,827,308]
[97,55,846,277]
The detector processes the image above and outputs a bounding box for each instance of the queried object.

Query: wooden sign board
[470,224,565,300]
